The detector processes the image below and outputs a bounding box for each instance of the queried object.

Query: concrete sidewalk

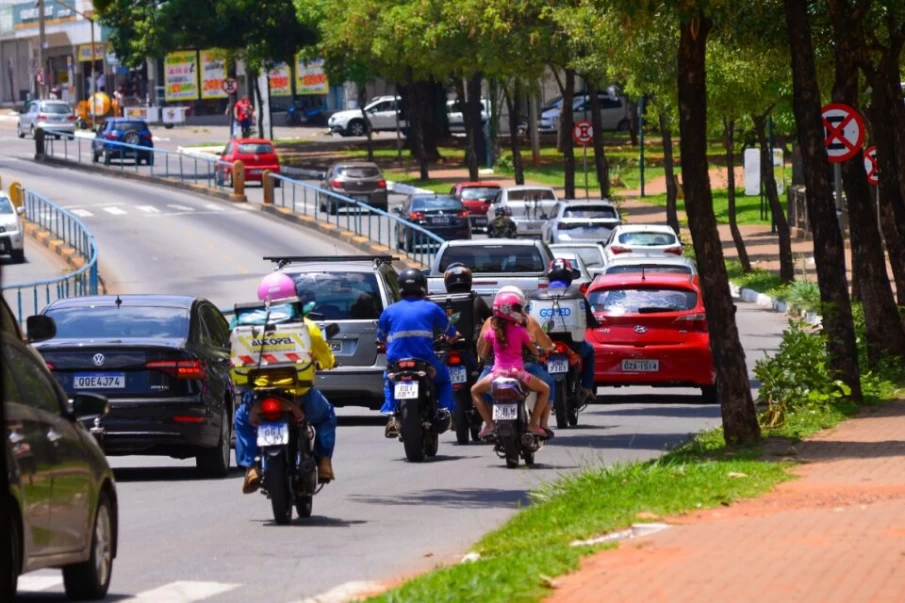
[547,399,905,602]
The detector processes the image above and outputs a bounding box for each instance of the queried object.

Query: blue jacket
[378,297,456,363]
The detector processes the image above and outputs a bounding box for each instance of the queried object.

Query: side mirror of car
[571,268,581,280]
[71,392,109,420]
[392,206,402,214]
[26,315,56,343]
[325,323,340,339]
[540,214,549,220]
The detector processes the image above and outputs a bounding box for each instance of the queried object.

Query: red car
[216,138,281,186]
[450,181,501,232]
[585,273,717,402]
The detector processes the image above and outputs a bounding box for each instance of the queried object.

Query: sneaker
[385,416,400,439]
[242,467,261,494]
[317,457,335,483]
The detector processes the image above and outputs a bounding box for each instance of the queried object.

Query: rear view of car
[603,225,683,264]
[549,243,607,277]
[545,201,622,244]
[493,186,559,237]
[585,274,716,402]
[602,257,698,276]
[452,182,500,232]
[0,193,26,263]
[321,162,389,213]
[92,119,155,166]
[221,139,281,184]
[396,195,471,251]
[17,100,77,138]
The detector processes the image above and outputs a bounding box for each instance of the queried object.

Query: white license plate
[352,195,368,202]
[547,357,569,374]
[330,341,343,353]
[449,366,467,384]
[247,168,262,175]
[74,374,125,389]
[492,403,518,421]
[257,422,289,447]
[394,382,419,399]
[622,359,660,372]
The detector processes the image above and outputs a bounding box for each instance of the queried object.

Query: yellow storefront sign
[77,43,106,62]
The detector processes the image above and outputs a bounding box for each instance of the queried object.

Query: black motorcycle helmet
[547,257,575,286]
[399,268,428,297]
[495,206,508,217]
[444,263,473,293]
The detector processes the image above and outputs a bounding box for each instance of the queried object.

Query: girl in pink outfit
[471,292,550,439]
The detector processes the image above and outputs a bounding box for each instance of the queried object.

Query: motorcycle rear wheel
[454,398,470,445]
[424,432,439,457]
[503,434,520,469]
[554,381,569,429]
[267,454,293,525]
[524,450,535,466]
[401,402,426,462]
[295,496,313,518]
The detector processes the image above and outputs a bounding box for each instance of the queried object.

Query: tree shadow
[348,487,530,509]
[591,406,722,420]
[113,465,241,483]
[543,431,700,451]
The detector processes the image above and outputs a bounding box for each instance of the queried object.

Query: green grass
[636,188,771,225]
[385,171,454,194]
[726,260,785,293]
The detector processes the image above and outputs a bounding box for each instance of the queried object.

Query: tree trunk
[420,79,444,163]
[627,99,639,146]
[456,77,479,180]
[784,0,862,401]
[752,113,795,284]
[358,84,374,162]
[405,73,430,180]
[504,81,525,185]
[660,109,681,234]
[561,69,576,198]
[586,79,610,199]
[724,118,752,272]
[828,0,905,363]
[466,72,486,168]
[678,13,760,445]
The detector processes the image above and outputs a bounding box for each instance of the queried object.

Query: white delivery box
[527,289,588,342]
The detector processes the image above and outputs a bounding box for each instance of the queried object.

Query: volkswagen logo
[633,325,648,334]
[92,353,105,367]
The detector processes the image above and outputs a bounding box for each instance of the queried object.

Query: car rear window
[114,120,148,131]
[460,187,500,200]
[604,264,693,275]
[588,288,698,315]
[506,189,556,201]
[44,306,190,339]
[238,143,274,154]
[289,272,383,320]
[552,246,605,269]
[338,166,381,178]
[563,206,618,219]
[438,245,546,273]
[41,103,71,114]
[413,197,464,211]
[618,231,677,246]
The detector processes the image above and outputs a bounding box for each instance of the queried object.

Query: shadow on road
[592,393,713,405]
[544,431,699,451]
[337,415,387,427]
[16,594,131,602]
[348,487,530,509]
[257,516,368,528]
[590,406,722,420]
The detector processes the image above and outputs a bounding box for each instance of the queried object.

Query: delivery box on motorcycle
[527,288,588,342]
[426,291,478,343]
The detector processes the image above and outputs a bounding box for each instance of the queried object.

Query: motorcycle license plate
[394,382,419,399]
[492,403,518,421]
[547,356,569,374]
[257,422,289,447]
[449,366,467,384]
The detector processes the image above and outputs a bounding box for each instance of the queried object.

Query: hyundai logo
[92,353,105,366]
[634,325,648,334]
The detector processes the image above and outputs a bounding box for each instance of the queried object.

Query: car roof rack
[263,255,398,269]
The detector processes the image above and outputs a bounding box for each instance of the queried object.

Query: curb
[388,181,433,195]
[729,282,821,325]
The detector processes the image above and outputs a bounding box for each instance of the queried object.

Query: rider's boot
[242,467,261,494]
[317,457,335,483]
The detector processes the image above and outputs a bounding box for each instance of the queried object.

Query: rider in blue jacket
[378,268,457,438]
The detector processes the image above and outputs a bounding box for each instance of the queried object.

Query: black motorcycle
[490,377,544,468]
[436,340,482,444]
[545,339,583,428]
[387,355,451,462]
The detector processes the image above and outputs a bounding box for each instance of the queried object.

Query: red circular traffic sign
[222,78,239,95]
[572,120,593,146]
[864,145,878,186]
[821,103,865,163]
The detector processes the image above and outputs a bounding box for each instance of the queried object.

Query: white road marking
[147,210,244,218]
[103,206,127,215]
[297,580,384,603]
[122,580,241,602]
[16,573,63,591]
[71,209,94,217]
[203,203,225,212]
[167,204,195,212]
[137,205,160,213]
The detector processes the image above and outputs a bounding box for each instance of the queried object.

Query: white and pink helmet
[257,272,297,303]
[493,290,526,323]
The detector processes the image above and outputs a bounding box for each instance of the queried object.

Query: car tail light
[331,179,343,189]
[67,115,77,121]
[146,359,205,379]
[554,341,569,354]
[664,247,683,255]
[609,245,631,255]
[409,212,425,221]
[377,341,387,354]
[105,133,118,140]
[594,312,608,324]
[172,415,205,424]
[458,210,469,218]
[580,282,589,294]
[44,362,55,370]
[537,283,548,289]
[377,179,387,188]
[674,312,708,332]
[447,351,462,366]
[260,397,284,422]
[38,113,47,120]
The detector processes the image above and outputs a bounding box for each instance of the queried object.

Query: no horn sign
[821,103,865,163]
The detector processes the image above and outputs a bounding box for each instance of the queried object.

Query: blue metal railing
[2,189,99,322]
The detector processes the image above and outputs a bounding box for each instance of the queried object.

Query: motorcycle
[490,377,544,468]
[544,339,583,428]
[436,339,482,444]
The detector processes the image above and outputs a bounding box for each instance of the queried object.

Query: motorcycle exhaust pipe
[521,432,540,451]
[432,408,451,434]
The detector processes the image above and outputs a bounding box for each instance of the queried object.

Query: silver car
[542,200,622,244]
[320,161,389,214]
[601,256,698,276]
[17,100,77,138]
[490,186,558,238]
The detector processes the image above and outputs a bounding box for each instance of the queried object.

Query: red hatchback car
[217,138,281,186]
[585,273,717,402]
[450,181,501,232]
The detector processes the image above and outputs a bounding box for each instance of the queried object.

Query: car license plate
[394,382,419,399]
[257,422,289,447]
[492,403,518,421]
[330,341,342,353]
[547,356,569,374]
[432,217,450,225]
[247,168,262,175]
[621,359,660,372]
[74,374,125,389]
[449,366,467,384]
[352,195,369,202]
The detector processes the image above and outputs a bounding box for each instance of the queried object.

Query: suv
[275,255,401,410]
[489,186,559,238]
[320,161,389,213]
[328,96,400,137]
[92,118,154,166]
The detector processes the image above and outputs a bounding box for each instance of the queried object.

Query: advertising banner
[164,50,199,101]
[269,63,292,96]
[77,43,106,63]
[295,57,328,95]
[200,49,228,100]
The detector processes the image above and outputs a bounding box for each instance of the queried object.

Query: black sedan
[394,194,472,251]
[34,295,235,477]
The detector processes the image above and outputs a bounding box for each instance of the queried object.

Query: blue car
[91,118,155,166]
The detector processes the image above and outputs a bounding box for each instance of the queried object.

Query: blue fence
[2,189,99,322]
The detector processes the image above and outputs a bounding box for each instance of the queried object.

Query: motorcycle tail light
[260,397,284,421]
[447,352,462,366]
[399,360,416,369]
[554,341,569,354]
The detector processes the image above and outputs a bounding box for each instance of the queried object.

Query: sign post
[864,145,879,234]
[573,120,593,199]
[821,103,865,236]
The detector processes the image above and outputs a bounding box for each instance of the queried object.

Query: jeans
[479,361,555,406]
[579,341,595,389]
[381,356,454,413]
[234,388,337,467]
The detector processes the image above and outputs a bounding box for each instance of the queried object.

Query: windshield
[438,245,546,273]
[506,189,556,201]
[41,103,71,114]
[618,231,678,246]
[563,206,618,219]
[552,246,605,268]
[605,264,692,275]
[288,271,383,320]
[338,166,381,178]
[237,143,274,154]
[45,306,190,339]
[460,188,499,200]
[412,197,464,211]
[0,196,14,215]
[588,288,697,315]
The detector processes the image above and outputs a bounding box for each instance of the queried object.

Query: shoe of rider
[378,268,458,429]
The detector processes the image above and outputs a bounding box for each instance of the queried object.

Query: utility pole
[37,0,46,99]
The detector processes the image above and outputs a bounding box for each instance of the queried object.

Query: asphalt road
[1,234,70,320]
[1,126,792,603]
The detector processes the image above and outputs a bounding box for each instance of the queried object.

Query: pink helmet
[257,272,297,302]
[493,291,526,323]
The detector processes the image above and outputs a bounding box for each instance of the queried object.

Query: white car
[447,99,489,132]
[550,250,593,293]
[0,193,25,263]
[549,243,607,277]
[489,186,559,238]
[542,200,622,244]
[328,96,400,137]
[600,256,698,276]
[601,224,683,265]
[538,92,629,133]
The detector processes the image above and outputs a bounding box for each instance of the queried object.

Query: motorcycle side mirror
[545,320,555,332]
[325,323,340,339]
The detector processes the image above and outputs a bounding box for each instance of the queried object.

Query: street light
[53,0,98,127]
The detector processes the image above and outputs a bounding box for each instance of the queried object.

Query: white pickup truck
[426,239,553,301]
